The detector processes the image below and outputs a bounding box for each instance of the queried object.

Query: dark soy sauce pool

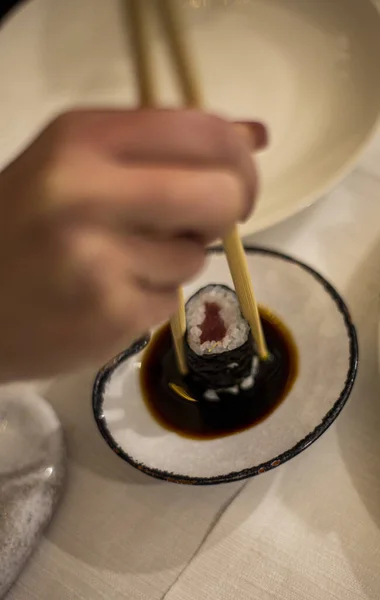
[140,308,298,439]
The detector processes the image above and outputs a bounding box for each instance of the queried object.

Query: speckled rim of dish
[92,246,359,486]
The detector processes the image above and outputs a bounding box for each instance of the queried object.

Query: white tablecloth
[3,0,380,597]
[4,132,380,600]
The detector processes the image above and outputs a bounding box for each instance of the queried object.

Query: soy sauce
[140,308,298,439]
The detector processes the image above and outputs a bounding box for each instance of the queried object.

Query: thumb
[233,121,269,152]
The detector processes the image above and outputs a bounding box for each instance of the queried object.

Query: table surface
[3,3,380,599]
[2,131,379,600]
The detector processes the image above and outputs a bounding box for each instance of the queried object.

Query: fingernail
[235,121,269,151]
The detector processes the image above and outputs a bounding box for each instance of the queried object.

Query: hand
[0,109,267,380]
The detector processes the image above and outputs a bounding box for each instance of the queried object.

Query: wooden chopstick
[127,0,189,375]
[127,0,268,361]
[153,0,202,106]
[154,0,268,360]
[223,229,268,358]
[126,0,155,107]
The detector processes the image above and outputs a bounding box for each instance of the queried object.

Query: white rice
[186,286,250,355]
[203,355,260,401]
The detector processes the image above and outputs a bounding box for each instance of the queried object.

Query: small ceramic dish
[93,248,358,485]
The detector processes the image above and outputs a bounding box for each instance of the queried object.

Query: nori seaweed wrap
[185,285,257,398]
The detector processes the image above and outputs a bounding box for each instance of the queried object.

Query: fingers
[123,235,206,289]
[53,108,264,160]
[233,121,269,152]
[77,164,247,237]
[56,226,206,307]
[43,109,268,242]
[46,225,180,348]
[105,284,179,341]
[84,253,182,343]
[48,109,264,218]
[48,161,250,240]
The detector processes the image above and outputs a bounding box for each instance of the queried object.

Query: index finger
[52,109,265,213]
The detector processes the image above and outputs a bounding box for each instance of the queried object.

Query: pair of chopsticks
[126,0,268,372]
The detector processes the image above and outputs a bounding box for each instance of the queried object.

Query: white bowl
[1,0,380,234]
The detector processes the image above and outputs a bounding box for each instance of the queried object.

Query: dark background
[1,0,24,22]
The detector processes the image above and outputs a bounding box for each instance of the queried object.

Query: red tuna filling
[199,302,227,344]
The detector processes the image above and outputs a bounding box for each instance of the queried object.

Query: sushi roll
[185,285,259,400]
[139,284,296,437]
